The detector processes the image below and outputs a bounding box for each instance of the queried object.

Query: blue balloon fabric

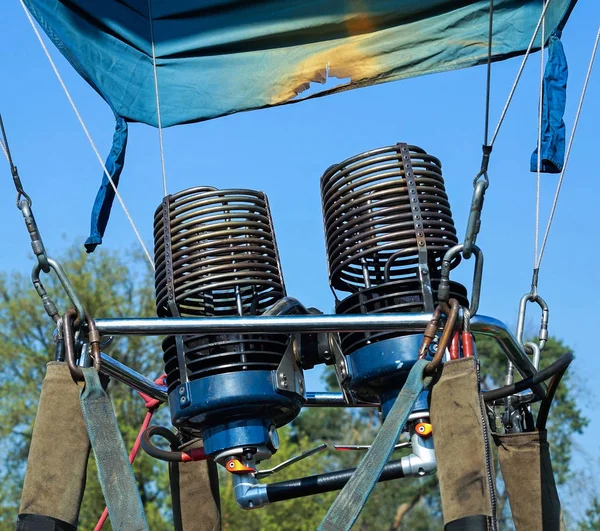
[530,31,568,174]
[84,117,128,253]
[22,0,577,249]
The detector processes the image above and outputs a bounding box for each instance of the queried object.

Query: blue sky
[1,0,599,518]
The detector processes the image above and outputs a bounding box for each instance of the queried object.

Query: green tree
[0,246,592,530]
[219,335,588,530]
[0,246,171,530]
[578,496,600,530]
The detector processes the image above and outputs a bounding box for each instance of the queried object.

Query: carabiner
[32,258,86,323]
[438,244,484,316]
[63,309,100,381]
[63,308,84,381]
[463,179,488,259]
[516,292,549,351]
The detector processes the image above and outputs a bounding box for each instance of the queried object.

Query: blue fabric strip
[80,367,149,531]
[318,359,430,531]
[85,116,128,252]
[530,31,568,174]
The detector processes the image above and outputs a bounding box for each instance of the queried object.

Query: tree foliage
[0,247,170,530]
[0,246,592,529]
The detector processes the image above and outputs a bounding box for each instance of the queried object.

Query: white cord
[19,0,155,270]
[147,0,168,197]
[536,26,600,269]
[534,2,546,268]
[490,0,553,147]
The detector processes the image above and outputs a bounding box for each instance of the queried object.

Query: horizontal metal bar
[305,392,377,408]
[100,352,168,402]
[94,313,544,400]
[95,313,433,335]
[95,314,539,379]
[471,315,545,398]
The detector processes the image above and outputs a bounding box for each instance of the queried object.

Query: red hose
[462,331,474,358]
[94,375,166,531]
[449,331,460,360]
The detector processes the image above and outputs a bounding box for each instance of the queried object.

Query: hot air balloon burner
[154,187,303,458]
[321,143,469,415]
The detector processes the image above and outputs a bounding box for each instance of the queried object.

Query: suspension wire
[0,113,32,206]
[147,0,168,197]
[0,136,9,162]
[0,138,8,162]
[483,0,494,146]
[462,0,494,260]
[489,0,553,147]
[19,0,155,270]
[0,117,14,165]
[536,25,600,270]
[534,2,546,276]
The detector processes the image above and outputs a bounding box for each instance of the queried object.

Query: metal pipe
[470,315,546,398]
[305,392,377,408]
[94,313,542,394]
[95,313,433,335]
[99,352,168,402]
[265,459,407,504]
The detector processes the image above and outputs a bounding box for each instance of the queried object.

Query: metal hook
[32,258,87,323]
[438,244,484,316]
[516,291,549,351]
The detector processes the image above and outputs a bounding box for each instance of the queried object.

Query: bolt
[180,396,187,404]
[179,386,185,395]
[422,269,428,276]
[418,241,425,247]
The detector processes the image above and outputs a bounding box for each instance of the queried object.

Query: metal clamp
[20,201,50,273]
[32,257,86,323]
[464,144,492,259]
[516,291,549,351]
[328,333,353,403]
[275,335,305,396]
[464,183,489,262]
[438,244,484,316]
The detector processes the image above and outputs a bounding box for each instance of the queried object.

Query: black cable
[536,364,569,430]
[266,459,406,503]
[141,425,183,462]
[483,352,573,403]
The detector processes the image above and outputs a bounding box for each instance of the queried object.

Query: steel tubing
[95,313,543,397]
[100,352,168,402]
